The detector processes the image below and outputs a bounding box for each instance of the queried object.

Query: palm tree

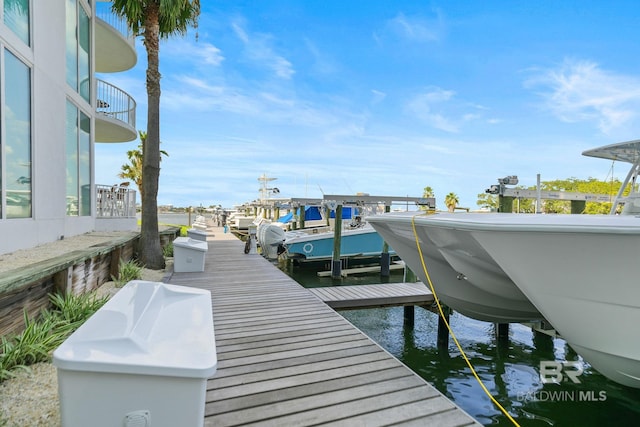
[445,192,459,212]
[421,186,435,211]
[112,0,200,269]
[118,131,168,204]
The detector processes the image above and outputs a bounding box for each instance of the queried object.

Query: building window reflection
[3,49,32,219]
[66,101,91,216]
[3,0,30,46]
[66,0,91,103]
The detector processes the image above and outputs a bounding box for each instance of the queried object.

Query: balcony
[95,79,137,142]
[95,2,136,73]
[95,184,138,232]
[96,184,137,218]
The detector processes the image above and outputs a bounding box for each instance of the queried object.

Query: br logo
[539,361,583,384]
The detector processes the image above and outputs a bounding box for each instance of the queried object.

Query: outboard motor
[262,225,286,259]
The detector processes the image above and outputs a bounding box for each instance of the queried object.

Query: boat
[257,205,331,259]
[260,201,395,264]
[283,220,394,263]
[368,139,640,388]
[367,211,543,322]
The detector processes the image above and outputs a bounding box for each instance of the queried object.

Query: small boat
[283,220,394,263]
[368,139,640,388]
[260,202,395,264]
[257,204,346,259]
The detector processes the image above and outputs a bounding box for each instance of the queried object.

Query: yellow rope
[411,214,520,427]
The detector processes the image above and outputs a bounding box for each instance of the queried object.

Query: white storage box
[187,228,209,241]
[173,237,208,272]
[53,281,217,427]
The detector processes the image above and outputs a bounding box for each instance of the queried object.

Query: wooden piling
[437,306,451,348]
[331,204,343,279]
[380,204,392,277]
[404,305,415,328]
[496,323,509,341]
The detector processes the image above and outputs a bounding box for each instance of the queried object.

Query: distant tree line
[475,177,628,214]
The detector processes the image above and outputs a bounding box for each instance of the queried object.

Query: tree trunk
[139,3,165,270]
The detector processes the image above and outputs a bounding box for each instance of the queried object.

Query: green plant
[112,259,143,287]
[0,292,108,383]
[49,292,109,326]
[163,241,174,257]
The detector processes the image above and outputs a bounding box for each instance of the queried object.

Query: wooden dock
[308,282,433,309]
[168,229,480,426]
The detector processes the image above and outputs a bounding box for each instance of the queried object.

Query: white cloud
[384,11,445,43]
[163,40,224,67]
[231,18,295,80]
[405,87,459,132]
[525,59,640,134]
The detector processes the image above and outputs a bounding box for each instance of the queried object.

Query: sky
[96,0,640,210]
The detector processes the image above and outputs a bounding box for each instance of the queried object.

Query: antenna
[317,184,325,196]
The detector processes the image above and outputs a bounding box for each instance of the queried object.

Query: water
[277,262,640,426]
[143,213,192,226]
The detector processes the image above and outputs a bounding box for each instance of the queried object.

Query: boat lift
[321,194,436,279]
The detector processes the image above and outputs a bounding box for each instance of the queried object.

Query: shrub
[163,241,174,258]
[0,292,108,382]
[112,259,143,287]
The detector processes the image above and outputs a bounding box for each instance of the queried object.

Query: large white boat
[367,211,543,322]
[368,139,640,388]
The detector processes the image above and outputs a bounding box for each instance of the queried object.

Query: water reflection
[340,307,640,426]
[278,261,640,426]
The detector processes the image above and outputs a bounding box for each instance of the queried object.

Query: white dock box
[173,236,208,272]
[187,228,209,241]
[53,281,217,427]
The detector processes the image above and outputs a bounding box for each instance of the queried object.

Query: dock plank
[308,282,434,309]
[167,236,480,426]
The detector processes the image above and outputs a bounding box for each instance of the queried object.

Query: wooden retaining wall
[0,228,179,337]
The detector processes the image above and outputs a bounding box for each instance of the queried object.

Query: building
[0,0,138,255]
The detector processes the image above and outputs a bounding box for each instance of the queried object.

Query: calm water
[277,262,640,427]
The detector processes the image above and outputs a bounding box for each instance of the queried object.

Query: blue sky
[96,0,640,210]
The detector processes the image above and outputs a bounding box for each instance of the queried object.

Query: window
[3,0,30,46]
[3,49,32,219]
[66,101,91,216]
[66,0,90,103]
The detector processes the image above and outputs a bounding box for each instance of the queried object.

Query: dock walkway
[308,282,433,309]
[168,227,480,426]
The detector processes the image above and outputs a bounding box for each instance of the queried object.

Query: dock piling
[331,204,343,279]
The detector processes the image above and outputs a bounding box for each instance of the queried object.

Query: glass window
[78,5,90,102]
[4,0,30,46]
[4,50,32,219]
[66,0,91,103]
[66,101,91,216]
[79,111,90,215]
[65,0,78,91]
[65,102,79,216]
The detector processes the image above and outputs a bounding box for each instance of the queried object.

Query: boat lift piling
[380,204,392,277]
[331,204,343,279]
[299,204,306,229]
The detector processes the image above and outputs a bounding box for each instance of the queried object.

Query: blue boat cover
[276,205,353,223]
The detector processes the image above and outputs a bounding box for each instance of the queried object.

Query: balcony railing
[95,1,135,47]
[96,184,136,218]
[96,79,136,130]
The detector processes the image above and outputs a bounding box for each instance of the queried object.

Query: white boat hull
[452,212,640,388]
[367,212,542,322]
